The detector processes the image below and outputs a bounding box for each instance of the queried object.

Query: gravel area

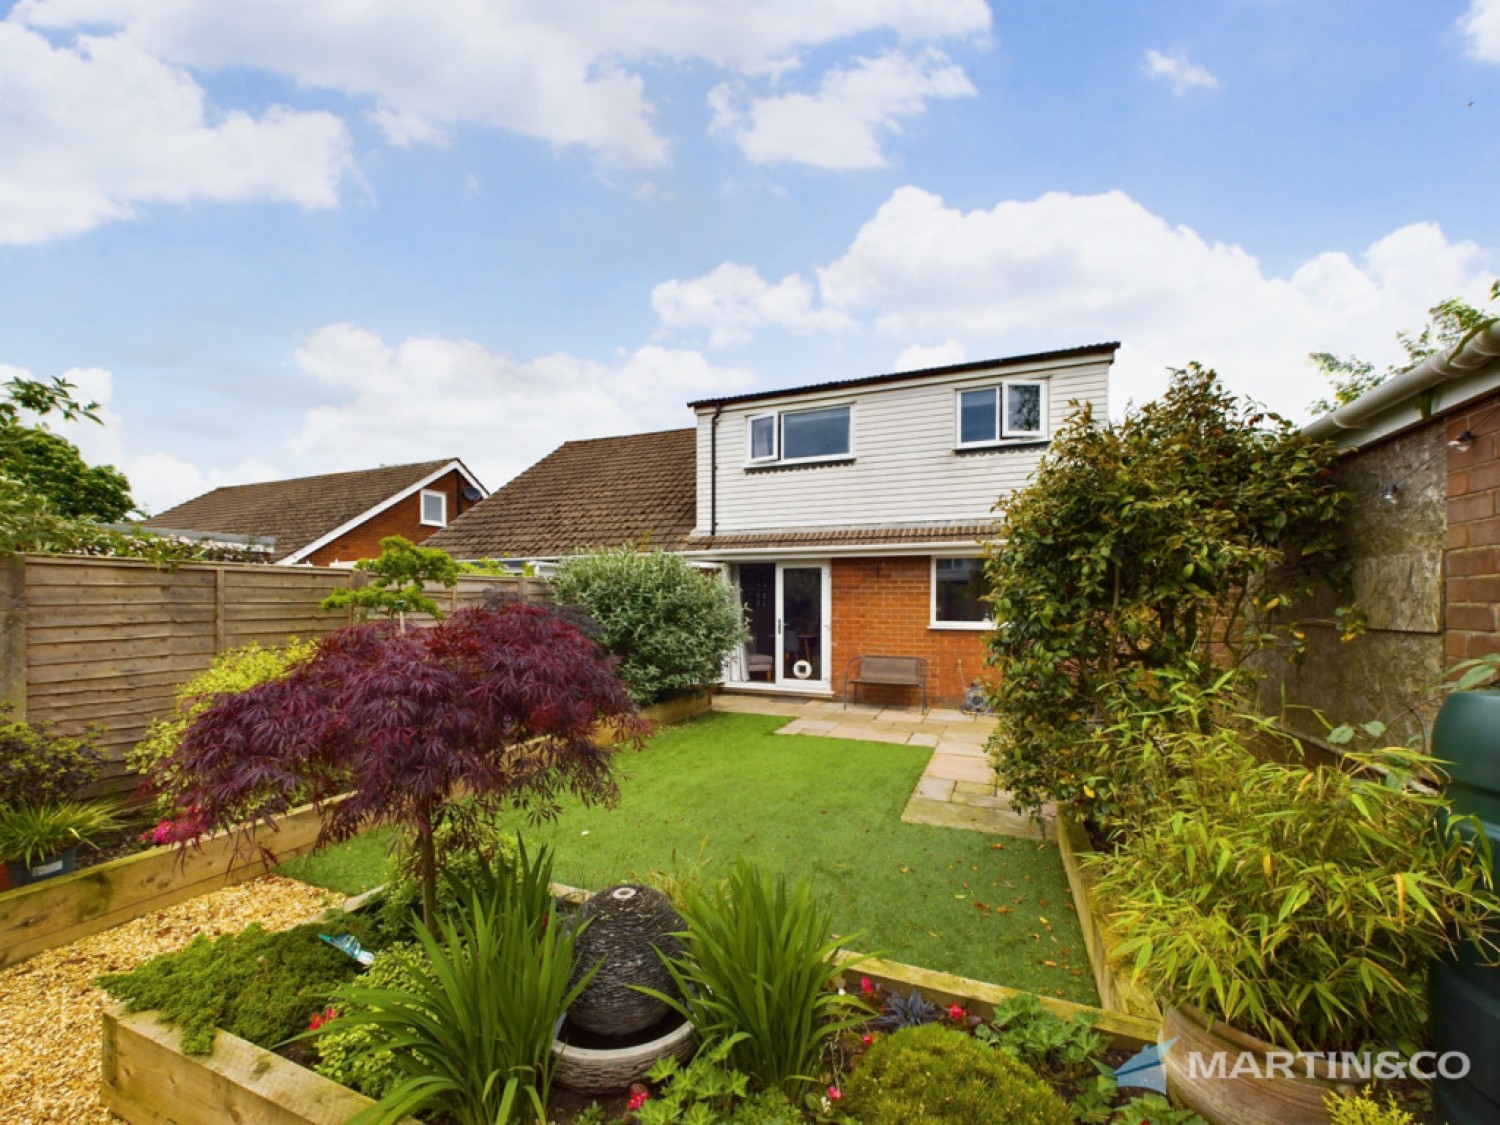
[0,875,340,1124]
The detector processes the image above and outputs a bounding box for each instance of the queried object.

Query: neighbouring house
[144,459,487,567]
[429,344,1118,706]
[1258,316,1500,746]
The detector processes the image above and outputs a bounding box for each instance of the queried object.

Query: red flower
[627,1090,649,1111]
[947,1003,967,1022]
[860,975,874,994]
[307,1006,338,1031]
[861,1033,873,1046]
[827,1085,842,1101]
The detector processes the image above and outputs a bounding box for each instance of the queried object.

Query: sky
[1,0,1497,515]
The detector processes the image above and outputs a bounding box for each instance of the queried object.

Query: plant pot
[1160,1005,1359,1125]
[4,844,80,888]
[552,1014,695,1096]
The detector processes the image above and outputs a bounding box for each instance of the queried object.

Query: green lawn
[280,712,1097,1003]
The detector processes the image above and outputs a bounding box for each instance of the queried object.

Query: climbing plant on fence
[984,364,1355,830]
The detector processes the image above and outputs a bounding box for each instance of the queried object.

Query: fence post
[0,555,27,720]
[213,567,227,655]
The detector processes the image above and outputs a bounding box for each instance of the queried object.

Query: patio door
[731,562,830,690]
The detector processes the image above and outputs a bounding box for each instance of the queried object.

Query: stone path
[711,693,1053,839]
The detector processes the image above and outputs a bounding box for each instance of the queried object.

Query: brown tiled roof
[144,459,461,559]
[683,522,999,551]
[687,342,1119,409]
[425,429,697,559]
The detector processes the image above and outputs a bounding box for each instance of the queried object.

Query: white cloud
[0,24,352,244]
[1460,0,1500,62]
[894,340,968,371]
[14,0,991,170]
[655,187,1496,420]
[652,263,856,347]
[128,453,283,517]
[709,48,976,169]
[287,324,756,489]
[1143,48,1221,96]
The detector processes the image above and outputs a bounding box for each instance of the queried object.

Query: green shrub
[129,638,318,817]
[0,800,121,866]
[331,844,591,1125]
[375,817,520,941]
[1094,730,1500,1052]
[97,914,381,1054]
[647,858,870,1099]
[313,943,433,1100]
[1325,1088,1417,1125]
[843,1023,1072,1125]
[0,707,103,809]
[981,992,1106,1084]
[551,546,746,704]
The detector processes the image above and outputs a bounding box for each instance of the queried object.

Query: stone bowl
[551,1015,695,1095]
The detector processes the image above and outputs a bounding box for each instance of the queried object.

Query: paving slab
[827,724,910,744]
[933,739,989,760]
[900,795,1051,838]
[924,752,998,784]
[914,777,956,801]
[908,732,939,748]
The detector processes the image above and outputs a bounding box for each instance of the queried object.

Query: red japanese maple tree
[167,602,645,928]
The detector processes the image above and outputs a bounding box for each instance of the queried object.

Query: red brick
[1449,471,1471,498]
[1447,547,1500,578]
[1449,493,1495,524]
[1447,524,1470,550]
[1467,462,1500,494]
[1449,575,1500,604]
[1449,604,1497,632]
[1469,517,1500,548]
[304,469,468,567]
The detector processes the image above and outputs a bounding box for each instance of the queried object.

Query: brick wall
[829,556,991,707]
[1446,390,1500,662]
[304,470,469,567]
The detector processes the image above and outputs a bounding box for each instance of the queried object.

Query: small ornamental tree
[985,365,1352,828]
[320,535,460,626]
[165,602,645,929]
[551,546,747,705]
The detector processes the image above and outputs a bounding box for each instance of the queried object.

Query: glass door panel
[779,566,824,684]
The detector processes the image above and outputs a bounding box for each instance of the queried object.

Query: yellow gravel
[0,875,340,1124]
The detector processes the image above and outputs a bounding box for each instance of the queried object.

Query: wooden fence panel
[5,556,547,796]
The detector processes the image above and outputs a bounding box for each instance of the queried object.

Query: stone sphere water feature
[553,884,695,1094]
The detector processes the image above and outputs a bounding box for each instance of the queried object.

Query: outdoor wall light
[1448,429,1475,453]
[1382,484,1401,504]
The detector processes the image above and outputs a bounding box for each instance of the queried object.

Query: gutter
[1302,319,1500,444]
[709,404,724,537]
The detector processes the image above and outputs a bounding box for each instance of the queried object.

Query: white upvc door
[774,562,830,690]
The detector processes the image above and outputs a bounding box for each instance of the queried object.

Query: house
[1257,316,1500,745]
[431,344,1117,706]
[144,458,487,566]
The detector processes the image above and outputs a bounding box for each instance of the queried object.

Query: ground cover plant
[283,712,1096,1000]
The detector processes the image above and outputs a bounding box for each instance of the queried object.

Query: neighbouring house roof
[424,429,698,559]
[686,342,1120,410]
[144,458,482,563]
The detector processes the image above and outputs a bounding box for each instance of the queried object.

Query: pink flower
[947,1003,967,1022]
[861,1033,873,1045]
[307,1006,338,1031]
[627,1090,649,1112]
[827,1085,842,1101]
[860,975,874,994]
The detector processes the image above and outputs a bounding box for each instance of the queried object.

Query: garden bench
[843,654,929,713]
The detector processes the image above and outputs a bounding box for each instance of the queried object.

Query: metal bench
[843,654,929,712]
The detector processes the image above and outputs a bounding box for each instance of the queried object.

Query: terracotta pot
[1161,1005,1359,1125]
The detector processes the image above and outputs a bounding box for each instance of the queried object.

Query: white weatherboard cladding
[694,357,1109,535]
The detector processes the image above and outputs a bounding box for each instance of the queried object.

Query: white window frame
[747,413,779,464]
[954,379,1049,448]
[929,555,994,630]
[744,403,854,467]
[419,489,448,527]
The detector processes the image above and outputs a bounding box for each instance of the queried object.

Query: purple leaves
[166,603,644,920]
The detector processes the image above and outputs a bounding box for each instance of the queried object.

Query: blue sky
[1,0,1497,513]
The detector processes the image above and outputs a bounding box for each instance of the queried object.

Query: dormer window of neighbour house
[955,380,1047,447]
[746,405,852,466]
[419,489,448,527]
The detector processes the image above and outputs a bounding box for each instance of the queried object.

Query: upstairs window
[746,405,852,465]
[956,381,1047,447]
[419,489,447,526]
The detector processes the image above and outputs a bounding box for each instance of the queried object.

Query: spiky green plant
[643,858,871,1098]
[0,800,120,868]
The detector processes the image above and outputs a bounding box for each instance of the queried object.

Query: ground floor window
[931,557,991,628]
